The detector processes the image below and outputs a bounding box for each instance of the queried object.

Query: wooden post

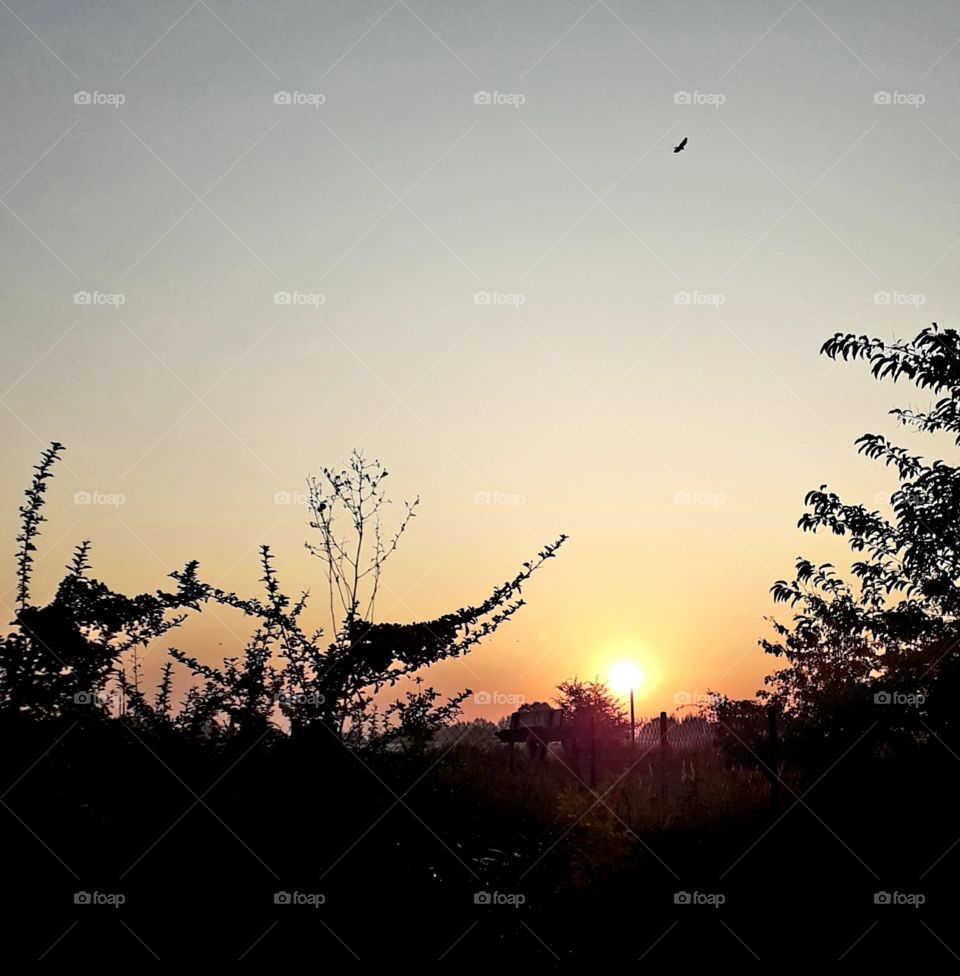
[630,688,635,746]
[768,705,780,813]
[589,714,597,790]
[655,709,668,812]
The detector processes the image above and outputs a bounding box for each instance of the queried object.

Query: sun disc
[609,660,643,695]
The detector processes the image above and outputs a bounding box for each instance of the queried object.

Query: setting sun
[3,1,957,962]
[608,660,644,696]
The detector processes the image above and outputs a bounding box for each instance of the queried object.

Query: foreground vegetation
[3,324,960,962]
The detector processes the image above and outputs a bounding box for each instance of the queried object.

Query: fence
[499,706,783,810]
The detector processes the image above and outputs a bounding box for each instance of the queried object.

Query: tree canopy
[762,324,960,744]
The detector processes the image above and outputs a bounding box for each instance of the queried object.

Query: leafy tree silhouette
[554,677,626,736]
[554,677,627,766]
[1,444,205,721]
[761,324,960,749]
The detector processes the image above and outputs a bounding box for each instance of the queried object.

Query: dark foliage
[760,324,960,759]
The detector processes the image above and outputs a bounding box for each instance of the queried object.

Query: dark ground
[2,716,957,964]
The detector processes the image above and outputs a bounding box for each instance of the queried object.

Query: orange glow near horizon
[0,1,943,723]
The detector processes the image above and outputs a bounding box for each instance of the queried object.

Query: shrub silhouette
[2,443,205,720]
[0,444,566,753]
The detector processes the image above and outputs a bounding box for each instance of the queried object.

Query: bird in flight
[673,137,688,153]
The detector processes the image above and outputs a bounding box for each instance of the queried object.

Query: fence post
[768,705,780,814]
[659,711,668,753]
[589,714,597,790]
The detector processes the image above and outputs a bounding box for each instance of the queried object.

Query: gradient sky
[2,0,959,719]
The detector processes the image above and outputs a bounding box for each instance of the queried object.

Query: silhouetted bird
[673,137,688,153]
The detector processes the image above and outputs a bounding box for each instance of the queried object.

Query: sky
[2,0,960,720]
